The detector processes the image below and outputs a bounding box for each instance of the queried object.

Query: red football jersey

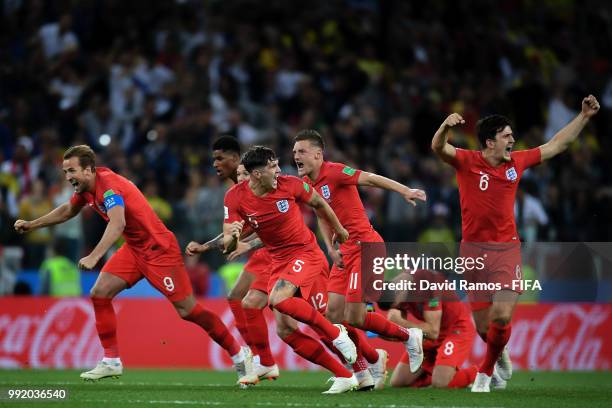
[224,175,317,261]
[70,167,175,260]
[451,148,541,242]
[396,270,471,342]
[304,161,374,247]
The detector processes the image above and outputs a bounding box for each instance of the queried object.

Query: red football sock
[362,312,409,341]
[274,298,340,340]
[184,303,241,357]
[283,329,352,378]
[344,322,379,364]
[479,322,511,376]
[228,299,252,348]
[447,365,478,388]
[91,297,119,358]
[244,307,275,367]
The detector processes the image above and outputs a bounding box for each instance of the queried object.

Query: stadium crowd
[1,0,611,286]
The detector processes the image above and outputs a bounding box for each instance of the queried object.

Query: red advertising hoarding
[1,297,610,370]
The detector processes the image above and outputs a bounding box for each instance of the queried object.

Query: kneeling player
[379,270,478,388]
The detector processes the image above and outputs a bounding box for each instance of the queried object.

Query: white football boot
[332,324,357,364]
[369,349,388,390]
[322,375,359,394]
[405,328,424,373]
[471,372,492,392]
[80,360,123,381]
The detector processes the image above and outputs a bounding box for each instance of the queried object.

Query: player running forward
[293,129,427,385]
[185,136,277,380]
[431,95,601,392]
[224,146,359,394]
[378,270,478,389]
[14,145,255,385]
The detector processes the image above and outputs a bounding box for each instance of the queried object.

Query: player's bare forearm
[29,202,79,230]
[88,218,125,262]
[247,237,264,250]
[388,309,440,340]
[358,172,426,206]
[203,233,225,252]
[359,172,406,193]
[540,95,600,161]
[432,114,462,162]
[540,112,589,161]
[313,198,343,235]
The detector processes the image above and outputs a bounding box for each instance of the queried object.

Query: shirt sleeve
[69,193,86,208]
[290,176,314,203]
[513,148,542,172]
[101,186,125,212]
[449,148,471,170]
[423,296,442,312]
[328,163,362,185]
[223,189,243,224]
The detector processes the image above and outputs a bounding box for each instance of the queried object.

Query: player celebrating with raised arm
[224,146,359,394]
[431,95,600,392]
[185,136,277,381]
[293,129,427,385]
[14,145,255,385]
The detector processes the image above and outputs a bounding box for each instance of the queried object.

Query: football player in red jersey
[185,136,277,381]
[14,145,255,384]
[293,129,427,388]
[224,145,360,394]
[378,270,478,389]
[431,95,600,391]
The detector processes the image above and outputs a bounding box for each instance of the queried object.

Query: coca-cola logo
[0,299,102,368]
[467,304,610,370]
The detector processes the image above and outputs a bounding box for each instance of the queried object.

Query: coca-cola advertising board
[0,298,610,370]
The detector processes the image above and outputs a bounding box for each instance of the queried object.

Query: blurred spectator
[1,136,40,199]
[17,179,52,268]
[39,240,81,297]
[418,203,455,244]
[144,179,173,225]
[516,186,550,242]
[37,13,79,61]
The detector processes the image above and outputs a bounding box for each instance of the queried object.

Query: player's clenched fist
[14,219,33,234]
[582,95,600,118]
[78,255,99,270]
[185,241,206,256]
[443,113,465,128]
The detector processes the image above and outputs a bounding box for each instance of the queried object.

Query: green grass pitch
[1,369,611,407]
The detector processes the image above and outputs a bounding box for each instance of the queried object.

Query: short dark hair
[476,115,513,148]
[294,129,325,150]
[241,146,277,172]
[212,135,241,155]
[63,145,96,170]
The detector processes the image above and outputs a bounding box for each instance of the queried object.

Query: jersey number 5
[479,173,489,191]
[292,259,305,273]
